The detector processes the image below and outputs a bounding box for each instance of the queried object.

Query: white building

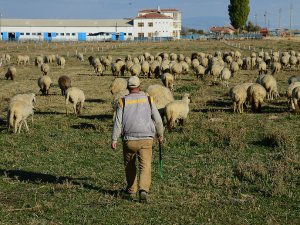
[0,8,181,42]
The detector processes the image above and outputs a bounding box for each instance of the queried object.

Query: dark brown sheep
[58,75,71,96]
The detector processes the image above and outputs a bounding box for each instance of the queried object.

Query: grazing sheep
[130,63,141,77]
[184,56,191,66]
[41,63,50,75]
[7,100,34,134]
[286,82,300,106]
[35,56,44,67]
[1,53,10,64]
[210,63,223,82]
[125,60,134,74]
[58,75,72,96]
[141,61,150,79]
[280,55,289,69]
[160,60,170,74]
[260,75,279,100]
[170,62,183,80]
[271,62,282,75]
[288,75,300,84]
[88,55,94,65]
[220,67,231,87]
[191,58,200,69]
[242,57,251,70]
[291,86,300,111]
[17,55,30,65]
[57,57,66,68]
[229,84,247,113]
[289,55,298,70]
[180,61,189,74]
[5,66,17,80]
[146,84,174,118]
[94,62,103,76]
[200,57,209,68]
[149,61,160,78]
[38,75,52,95]
[10,93,36,107]
[165,93,191,130]
[110,78,127,95]
[111,61,123,76]
[65,87,85,115]
[194,65,206,79]
[230,61,239,77]
[77,52,84,62]
[247,83,267,113]
[161,73,174,91]
[258,61,268,75]
[101,57,111,71]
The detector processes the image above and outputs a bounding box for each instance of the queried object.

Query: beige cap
[128,76,140,88]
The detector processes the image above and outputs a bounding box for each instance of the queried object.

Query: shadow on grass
[0,169,121,197]
[79,114,112,120]
[35,111,65,115]
[85,98,106,103]
[71,123,96,130]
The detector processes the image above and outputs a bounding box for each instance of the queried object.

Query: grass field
[0,39,299,224]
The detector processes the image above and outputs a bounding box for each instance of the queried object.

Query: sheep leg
[23,120,29,131]
[73,103,77,115]
[18,120,24,134]
[233,102,237,113]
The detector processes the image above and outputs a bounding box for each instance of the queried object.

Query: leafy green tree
[228,0,250,30]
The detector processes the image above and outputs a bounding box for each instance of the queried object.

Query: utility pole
[264,11,267,28]
[254,14,258,26]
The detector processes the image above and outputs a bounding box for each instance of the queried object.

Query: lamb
[165,93,191,130]
[58,75,72,96]
[110,78,127,95]
[7,100,34,134]
[260,75,279,100]
[229,84,248,113]
[161,73,174,91]
[57,56,66,68]
[38,75,52,95]
[220,67,231,87]
[5,66,17,80]
[17,55,30,65]
[141,61,150,79]
[65,87,85,115]
[247,83,267,113]
[291,86,300,111]
[41,63,50,75]
[130,63,141,77]
[77,52,84,62]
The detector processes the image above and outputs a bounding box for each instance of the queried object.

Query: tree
[245,21,261,32]
[228,0,250,30]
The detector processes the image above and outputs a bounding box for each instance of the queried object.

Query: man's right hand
[111,142,117,150]
[158,136,163,143]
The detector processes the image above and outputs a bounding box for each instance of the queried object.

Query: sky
[0,0,299,31]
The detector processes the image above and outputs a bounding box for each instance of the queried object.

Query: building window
[26,33,30,35]
[148,33,153,37]
[72,33,75,36]
[20,33,24,35]
[37,33,42,35]
[66,33,70,36]
[138,33,144,38]
[138,22,144,27]
[128,33,132,36]
[32,33,36,35]
[148,22,153,27]
[60,33,64,36]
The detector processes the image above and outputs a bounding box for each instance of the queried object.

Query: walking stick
[159,140,163,178]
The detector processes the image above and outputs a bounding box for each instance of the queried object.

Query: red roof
[136,13,172,19]
[139,8,178,13]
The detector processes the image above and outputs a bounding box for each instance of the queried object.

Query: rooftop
[135,13,172,19]
[139,8,178,13]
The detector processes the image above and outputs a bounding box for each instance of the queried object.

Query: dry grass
[0,39,299,224]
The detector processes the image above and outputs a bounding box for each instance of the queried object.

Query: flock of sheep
[2,45,300,134]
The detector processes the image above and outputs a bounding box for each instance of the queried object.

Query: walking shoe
[139,190,147,203]
[121,190,136,201]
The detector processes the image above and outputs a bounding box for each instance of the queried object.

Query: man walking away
[111,76,164,203]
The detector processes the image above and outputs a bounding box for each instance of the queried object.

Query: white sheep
[194,65,206,79]
[161,73,174,91]
[110,78,127,95]
[38,75,52,95]
[149,61,160,78]
[41,63,50,75]
[260,75,279,100]
[130,63,141,77]
[271,62,281,75]
[165,93,191,130]
[65,87,85,115]
[141,61,150,79]
[35,56,44,67]
[288,75,300,84]
[247,83,267,113]
[57,56,66,68]
[5,66,17,80]
[286,82,300,107]
[7,100,34,134]
[77,52,84,62]
[229,84,247,113]
[291,86,300,111]
[220,67,231,87]
[17,55,30,65]
[258,61,267,75]
[170,62,183,80]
